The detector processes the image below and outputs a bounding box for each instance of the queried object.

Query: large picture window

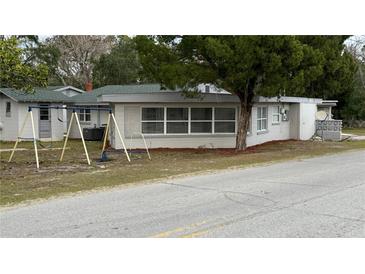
[141,107,237,135]
[142,108,164,134]
[191,108,212,133]
[166,108,188,134]
[257,106,268,132]
[214,108,236,133]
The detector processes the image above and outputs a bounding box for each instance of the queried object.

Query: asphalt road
[1,150,364,237]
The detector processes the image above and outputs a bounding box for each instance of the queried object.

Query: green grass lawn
[1,139,365,207]
[342,128,365,136]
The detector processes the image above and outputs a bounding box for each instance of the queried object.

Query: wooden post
[8,109,30,162]
[29,109,39,169]
[60,111,74,162]
[141,133,151,160]
[100,112,111,158]
[111,113,131,162]
[74,111,91,165]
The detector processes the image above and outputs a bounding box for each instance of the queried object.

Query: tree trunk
[235,99,253,150]
[235,83,255,151]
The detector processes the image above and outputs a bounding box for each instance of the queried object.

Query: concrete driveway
[1,150,364,237]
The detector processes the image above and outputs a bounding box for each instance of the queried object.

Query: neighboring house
[65,91,109,139]
[93,84,324,149]
[0,86,84,141]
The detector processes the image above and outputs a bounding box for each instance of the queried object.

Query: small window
[79,108,91,122]
[257,106,268,132]
[272,106,280,124]
[142,108,164,134]
[166,108,188,134]
[39,105,50,121]
[5,102,11,117]
[191,108,212,133]
[205,85,210,93]
[214,108,236,133]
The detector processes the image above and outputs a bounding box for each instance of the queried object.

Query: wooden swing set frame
[8,106,133,169]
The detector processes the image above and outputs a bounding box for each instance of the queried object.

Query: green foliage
[0,37,48,91]
[341,63,365,121]
[135,35,355,149]
[93,36,143,87]
[340,37,365,122]
[135,36,337,97]
[298,36,356,99]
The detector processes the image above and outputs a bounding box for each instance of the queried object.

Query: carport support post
[111,113,131,162]
[60,111,74,162]
[74,110,91,165]
[100,111,111,157]
[29,108,39,169]
[8,108,31,163]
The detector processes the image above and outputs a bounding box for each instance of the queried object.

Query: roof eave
[0,90,19,102]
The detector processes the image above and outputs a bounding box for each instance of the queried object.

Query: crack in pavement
[177,182,365,237]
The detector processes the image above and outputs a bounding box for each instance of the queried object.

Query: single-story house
[1,83,340,146]
[0,86,84,141]
[91,84,326,149]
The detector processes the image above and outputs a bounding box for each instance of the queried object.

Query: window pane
[142,108,164,121]
[257,107,262,119]
[215,108,235,120]
[167,122,188,133]
[257,120,261,131]
[6,102,11,113]
[262,107,268,117]
[6,102,11,117]
[167,108,188,120]
[215,122,235,133]
[86,114,91,121]
[191,122,212,133]
[40,108,49,120]
[262,119,267,130]
[79,113,85,121]
[142,122,164,134]
[191,108,212,120]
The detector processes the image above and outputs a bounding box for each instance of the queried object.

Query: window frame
[214,107,237,134]
[5,101,11,117]
[141,107,165,134]
[140,106,238,136]
[190,107,213,134]
[257,106,268,133]
[272,105,280,125]
[78,108,91,122]
[166,107,189,135]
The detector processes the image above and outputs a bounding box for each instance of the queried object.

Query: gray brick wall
[316,120,342,141]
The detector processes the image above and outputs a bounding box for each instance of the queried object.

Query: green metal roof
[1,84,179,104]
[69,84,177,104]
[0,86,83,103]
[91,84,176,94]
